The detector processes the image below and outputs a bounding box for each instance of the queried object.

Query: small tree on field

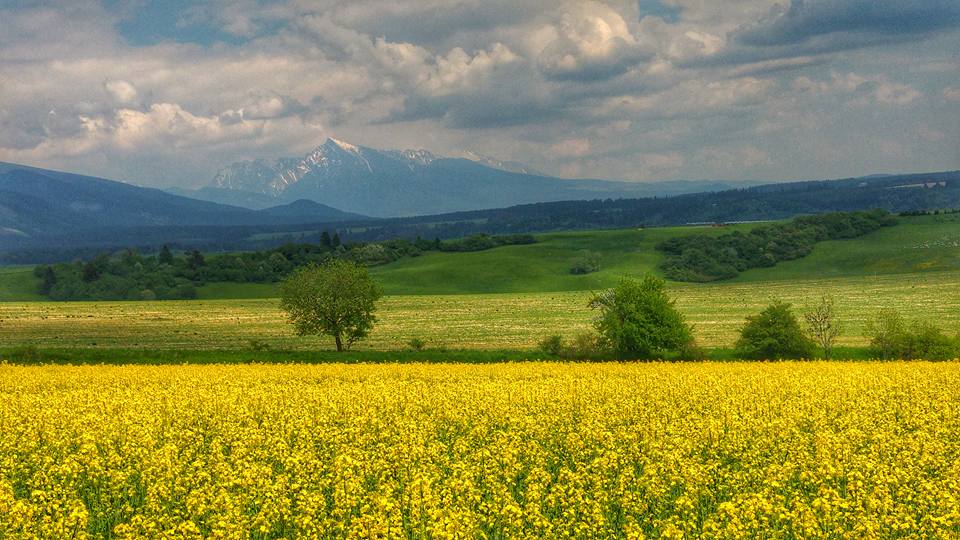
[279,259,383,351]
[736,301,814,359]
[804,295,842,359]
[589,275,693,360]
[866,308,907,359]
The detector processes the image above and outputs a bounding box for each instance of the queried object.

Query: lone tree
[279,259,383,351]
[736,301,814,359]
[589,275,693,360]
[804,295,842,359]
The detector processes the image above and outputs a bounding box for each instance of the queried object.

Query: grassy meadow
[1,271,956,354]
[0,213,957,359]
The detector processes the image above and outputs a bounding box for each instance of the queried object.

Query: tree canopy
[736,301,815,359]
[279,259,383,351]
[589,275,693,360]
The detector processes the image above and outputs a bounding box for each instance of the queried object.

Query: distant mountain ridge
[3,163,957,264]
[0,163,364,238]
[197,138,764,216]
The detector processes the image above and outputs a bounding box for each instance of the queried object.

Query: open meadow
[1,271,956,354]
[2,362,958,538]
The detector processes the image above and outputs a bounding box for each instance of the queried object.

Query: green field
[227,212,960,296]
[2,272,956,353]
[1,214,956,300]
[0,266,44,301]
[1,214,957,358]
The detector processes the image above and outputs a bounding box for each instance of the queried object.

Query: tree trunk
[334,333,343,352]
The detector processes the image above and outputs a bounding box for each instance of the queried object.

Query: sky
[0,0,958,188]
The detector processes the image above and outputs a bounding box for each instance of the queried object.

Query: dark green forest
[657,210,898,282]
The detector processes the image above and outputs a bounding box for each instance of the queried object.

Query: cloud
[0,0,957,185]
[550,138,593,157]
[736,0,960,47]
[103,80,139,105]
[537,1,652,81]
[793,72,922,106]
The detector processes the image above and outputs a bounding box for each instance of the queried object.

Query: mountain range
[0,163,362,238]
[177,138,763,216]
[2,154,957,263]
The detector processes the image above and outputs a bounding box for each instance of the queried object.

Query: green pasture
[2,271,956,353]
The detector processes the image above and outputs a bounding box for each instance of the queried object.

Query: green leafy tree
[279,259,383,351]
[736,301,815,359]
[589,275,693,360]
[158,245,174,265]
[186,250,205,270]
[803,295,842,359]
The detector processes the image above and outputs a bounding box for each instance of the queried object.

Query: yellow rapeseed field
[1,362,959,538]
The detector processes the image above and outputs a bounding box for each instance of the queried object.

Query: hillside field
[0,214,956,300]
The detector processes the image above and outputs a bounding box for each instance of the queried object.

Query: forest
[657,209,898,281]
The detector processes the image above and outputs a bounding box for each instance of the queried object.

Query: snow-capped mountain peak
[460,150,543,176]
[327,137,361,155]
[207,137,575,217]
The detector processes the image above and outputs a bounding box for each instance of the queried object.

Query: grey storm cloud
[736,0,960,47]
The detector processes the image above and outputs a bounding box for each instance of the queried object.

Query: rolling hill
[5,213,951,301]
[0,164,364,239]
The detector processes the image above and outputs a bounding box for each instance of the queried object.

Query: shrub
[538,335,564,356]
[589,276,694,360]
[868,310,959,360]
[736,301,815,360]
[675,339,707,361]
[248,339,272,352]
[407,338,427,351]
[567,332,601,360]
[867,309,908,359]
[570,251,601,275]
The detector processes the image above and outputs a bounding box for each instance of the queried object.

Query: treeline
[899,208,960,217]
[657,210,897,282]
[33,233,535,301]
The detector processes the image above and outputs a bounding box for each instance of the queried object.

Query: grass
[2,271,956,352]
[0,214,955,363]
[0,266,44,301]
[194,213,958,297]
